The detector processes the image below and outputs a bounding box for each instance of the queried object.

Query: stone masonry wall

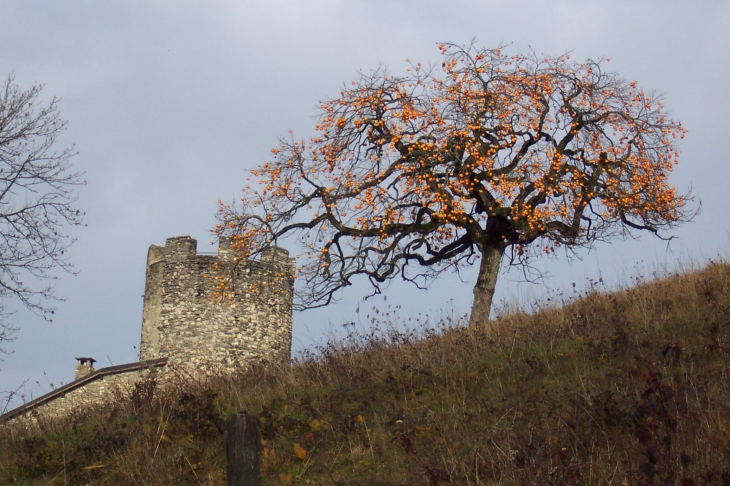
[3,360,167,429]
[2,235,294,428]
[140,236,295,375]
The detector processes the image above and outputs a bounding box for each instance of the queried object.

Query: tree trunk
[469,245,503,327]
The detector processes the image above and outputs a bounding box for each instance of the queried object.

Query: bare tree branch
[0,75,85,350]
[215,43,693,323]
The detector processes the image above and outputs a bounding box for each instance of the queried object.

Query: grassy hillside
[2,262,730,485]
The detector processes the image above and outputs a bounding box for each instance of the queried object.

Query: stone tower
[139,236,294,374]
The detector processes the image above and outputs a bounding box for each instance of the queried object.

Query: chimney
[75,357,96,380]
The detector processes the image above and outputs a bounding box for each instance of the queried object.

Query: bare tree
[0,75,84,350]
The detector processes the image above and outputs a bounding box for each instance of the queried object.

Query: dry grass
[2,261,730,485]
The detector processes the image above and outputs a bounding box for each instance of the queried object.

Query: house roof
[0,357,168,423]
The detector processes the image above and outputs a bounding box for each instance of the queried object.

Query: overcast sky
[0,1,728,406]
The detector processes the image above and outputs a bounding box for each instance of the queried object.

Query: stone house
[1,236,294,426]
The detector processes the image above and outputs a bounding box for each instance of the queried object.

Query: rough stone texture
[3,359,168,429]
[140,236,295,375]
[140,245,165,359]
[2,235,295,427]
[74,357,96,380]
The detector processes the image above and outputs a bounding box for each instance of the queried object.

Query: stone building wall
[1,235,295,427]
[2,359,167,429]
[140,236,295,375]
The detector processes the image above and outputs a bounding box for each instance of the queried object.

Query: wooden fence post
[225,411,262,486]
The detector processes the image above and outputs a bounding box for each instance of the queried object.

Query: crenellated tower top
[139,236,294,374]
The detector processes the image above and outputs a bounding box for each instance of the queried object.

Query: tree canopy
[216,43,690,324]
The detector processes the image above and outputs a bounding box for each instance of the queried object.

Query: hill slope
[2,262,730,485]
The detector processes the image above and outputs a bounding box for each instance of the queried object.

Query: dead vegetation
[2,261,730,485]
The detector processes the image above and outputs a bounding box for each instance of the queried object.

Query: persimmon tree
[216,43,690,325]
